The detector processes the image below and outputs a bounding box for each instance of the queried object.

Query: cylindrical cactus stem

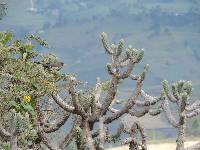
[176,113,186,150]
[172,83,181,101]
[101,32,113,54]
[180,93,188,112]
[149,108,162,116]
[161,80,196,150]
[122,122,147,150]
[99,116,106,150]
[161,98,179,128]
[139,64,149,82]
[116,39,124,56]
[106,63,115,75]
[162,80,177,102]
[135,49,144,63]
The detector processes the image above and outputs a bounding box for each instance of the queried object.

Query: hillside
[1,0,200,95]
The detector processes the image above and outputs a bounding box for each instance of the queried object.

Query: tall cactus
[161,80,200,150]
[49,32,160,150]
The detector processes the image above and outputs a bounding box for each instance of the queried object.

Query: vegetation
[0,31,200,150]
[0,0,200,150]
[0,31,71,149]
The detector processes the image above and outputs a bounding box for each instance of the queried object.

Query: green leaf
[9,100,18,107]
[21,103,34,112]
[24,44,35,51]
[0,32,13,44]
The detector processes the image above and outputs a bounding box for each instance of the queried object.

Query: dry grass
[106,141,199,150]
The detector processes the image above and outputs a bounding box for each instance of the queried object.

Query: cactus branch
[186,101,200,111]
[43,112,70,133]
[59,116,82,149]
[101,32,113,55]
[99,116,106,150]
[104,77,143,124]
[122,122,147,150]
[161,98,179,128]
[51,94,75,113]
[0,126,11,139]
[36,99,61,150]
[186,108,200,118]
[95,77,102,108]
[69,76,87,118]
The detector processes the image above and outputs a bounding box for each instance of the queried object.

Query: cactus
[0,31,200,150]
[48,32,161,150]
[161,80,200,150]
[0,2,7,19]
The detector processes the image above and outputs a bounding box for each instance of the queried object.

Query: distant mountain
[1,0,200,96]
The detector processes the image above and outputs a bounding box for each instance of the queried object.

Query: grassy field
[107,140,200,150]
